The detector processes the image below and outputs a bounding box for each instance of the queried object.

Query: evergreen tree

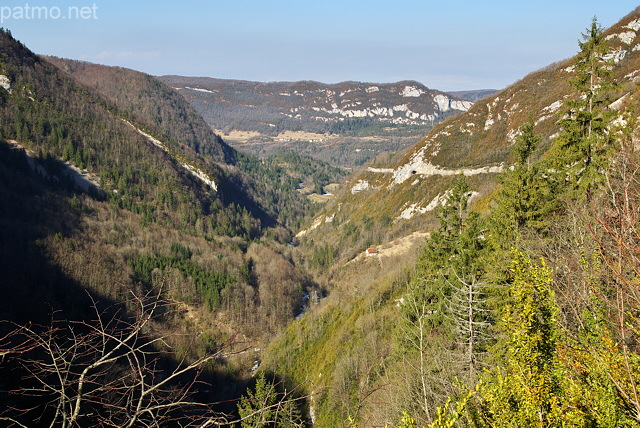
[492,121,558,243]
[238,373,277,428]
[400,176,492,423]
[237,373,303,428]
[404,175,476,336]
[438,174,471,237]
[445,212,492,377]
[553,17,618,198]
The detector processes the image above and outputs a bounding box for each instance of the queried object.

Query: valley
[2,6,640,427]
[158,76,481,167]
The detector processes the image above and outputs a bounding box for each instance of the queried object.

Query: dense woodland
[0,28,318,426]
[2,9,640,428]
[43,57,347,231]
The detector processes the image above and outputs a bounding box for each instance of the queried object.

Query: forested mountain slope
[0,29,313,425]
[263,7,640,427]
[46,57,236,164]
[44,56,340,230]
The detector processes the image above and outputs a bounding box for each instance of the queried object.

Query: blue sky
[1,0,639,91]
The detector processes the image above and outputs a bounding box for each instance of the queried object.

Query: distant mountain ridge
[159,77,473,134]
[158,76,474,166]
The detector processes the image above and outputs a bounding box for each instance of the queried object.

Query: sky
[1,0,639,91]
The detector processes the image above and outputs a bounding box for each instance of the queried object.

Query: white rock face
[351,180,370,194]
[367,167,394,173]
[391,147,503,186]
[311,102,437,124]
[610,94,629,110]
[401,85,424,97]
[433,94,472,113]
[0,75,10,92]
[613,31,637,45]
[625,69,640,80]
[397,191,451,220]
[182,163,218,191]
[484,102,496,130]
[184,86,217,94]
[434,94,450,112]
[484,117,495,130]
[627,19,640,31]
[542,100,563,113]
[451,99,473,111]
[398,203,425,220]
[296,216,324,237]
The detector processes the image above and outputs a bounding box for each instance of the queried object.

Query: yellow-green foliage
[429,249,639,427]
[474,252,568,426]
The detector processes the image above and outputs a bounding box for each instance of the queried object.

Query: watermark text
[1,3,98,23]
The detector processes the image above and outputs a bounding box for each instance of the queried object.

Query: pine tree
[238,373,277,428]
[553,17,618,198]
[236,373,303,428]
[491,121,558,243]
[404,175,476,335]
[438,174,471,237]
[445,212,492,377]
[400,176,492,423]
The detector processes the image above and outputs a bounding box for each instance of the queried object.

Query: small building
[366,247,379,257]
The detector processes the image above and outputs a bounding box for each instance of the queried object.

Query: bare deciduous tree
[0,290,235,427]
[1,288,310,427]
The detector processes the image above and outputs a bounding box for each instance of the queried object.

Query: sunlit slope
[300,7,640,261]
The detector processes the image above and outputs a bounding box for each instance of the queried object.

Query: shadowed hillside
[0,29,313,426]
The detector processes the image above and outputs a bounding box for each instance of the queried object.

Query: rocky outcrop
[158,77,473,133]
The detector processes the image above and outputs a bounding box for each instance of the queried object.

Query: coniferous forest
[2,7,640,428]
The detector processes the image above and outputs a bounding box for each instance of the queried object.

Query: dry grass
[307,193,334,203]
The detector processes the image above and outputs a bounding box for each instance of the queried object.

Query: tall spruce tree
[553,17,618,198]
[445,211,492,377]
[491,121,559,245]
